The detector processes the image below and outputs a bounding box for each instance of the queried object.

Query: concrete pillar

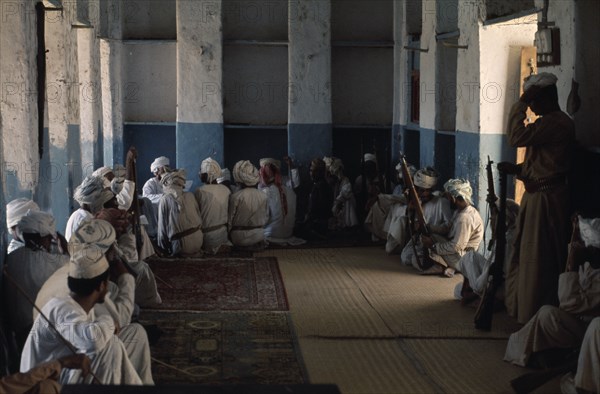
[100,38,123,167]
[392,0,407,164]
[40,1,82,232]
[176,0,223,190]
[0,0,39,200]
[77,0,103,175]
[288,0,332,170]
[417,0,437,168]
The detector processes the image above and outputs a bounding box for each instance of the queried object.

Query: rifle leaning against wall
[399,153,431,271]
[485,156,499,252]
[125,147,144,254]
[474,163,507,331]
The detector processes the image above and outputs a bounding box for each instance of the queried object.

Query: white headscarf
[444,178,473,205]
[69,244,109,279]
[578,216,600,249]
[396,163,417,179]
[92,166,113,185]
[6,198,40,228]
[233,160,260,187]
[364,153,377,163]
[323,156,334,171]
[200,158,222,184]
[150,156,170,174]
[160,169,187,189]
[91,189,116,214]
[74,176,105,206]
[259,158,281,170]
[413,168,438,189]
[217,168,231,184]
[329,158,344,179]
[523,72,558,93]
[17,210,56,237]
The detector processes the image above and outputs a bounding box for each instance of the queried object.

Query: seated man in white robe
[6,198,40,254]
[65,176,115,241]
[420,179,484,277]
[92,165,134,211]
[95,208,162,307]
[326,158,358,231]
[395,168,452,257]
[157,169,203,257]
[229,160,268,249]
[504,215,600,394]
[259,158,304,246]
[22,219,154,385]
[365,163,415,243]
[454,199,520,304]
[194,158,232,254]
[142,156,170,226]
[3,211,68,348]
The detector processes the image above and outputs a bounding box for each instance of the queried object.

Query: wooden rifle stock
[126,147,144,253]
[474,163,507,331]
[486,156,499,251]
[399,154,430,270]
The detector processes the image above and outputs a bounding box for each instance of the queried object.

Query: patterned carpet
[141,310,306,385]
[147,257,289,311]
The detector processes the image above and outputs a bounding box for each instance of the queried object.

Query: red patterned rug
[147,257,289,311]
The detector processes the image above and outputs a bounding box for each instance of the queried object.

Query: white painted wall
[393,0,408,127]
[479,21,537,134]
[123,42,176,122]
[418,0,437,130]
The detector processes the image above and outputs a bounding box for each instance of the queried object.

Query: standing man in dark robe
[502,72,576,324]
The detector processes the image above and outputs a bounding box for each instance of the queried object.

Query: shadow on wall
[571,145,600,218]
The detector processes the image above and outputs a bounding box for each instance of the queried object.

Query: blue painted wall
[176,122,224,191]
[123,124,177,191]
[288,124,332,173]
[224,127,288,172]
[419,127,436,169]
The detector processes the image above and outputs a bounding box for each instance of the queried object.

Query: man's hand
[59,354,92,377]
[566,241,587,272]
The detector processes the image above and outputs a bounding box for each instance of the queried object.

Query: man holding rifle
[420,179,484,278]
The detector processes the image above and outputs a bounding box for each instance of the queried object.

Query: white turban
[329,158,344,179]
[91,189,116,214]
[578,216,600,249]
[413,168,438,189]
[217,168,231,184]
[233,160,260,187]
[69,219,116,253]
[74,176,105,206]
[444,178,473,205]
[364,153,377,163]
[259,158,281,170]
[200,158,222,184]
[396,163,417,179]
[323,156,334,170]
[160,169,187,188]
[17,210,56,237]
[6,198,40,228]
[150,156,170,173]
[523,72,558,93]
[69,244,109,279]
[92,166,112,179]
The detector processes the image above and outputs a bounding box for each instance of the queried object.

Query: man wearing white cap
[259,158,304,245]
[142,156,171,229]
[391,167,452,257]
[22,219,153,385]
[157,169,203,256]
[229,160,268,248]
[3,210,68,348]
[5,198,40,254]
[504,215,600,394]
[194,158,232,254]
[420,179,484,277]
[65,176,117,241]
[502,72,576,324]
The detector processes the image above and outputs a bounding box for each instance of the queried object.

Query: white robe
[194,184,231,254]
[3,248,68,335]
[260,184,304,246]
[7,238,25,254]
[229,188,268,247]
[142,177,163,228]
[157,191,203,256]
[64,209,93,242]
[364,194,406,244]
[399,196,453,263]
[117,180,135,211]
[504,262,600,392]
[331,177,359,229]
[21,287,153,385]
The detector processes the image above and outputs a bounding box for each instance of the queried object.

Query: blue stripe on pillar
[176,122,224,191]
[420,127,436,168]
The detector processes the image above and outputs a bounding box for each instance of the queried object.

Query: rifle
[126,146,144,253]
[399,153,431,271]
[474,163,507,331]
[485,156,499,251]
